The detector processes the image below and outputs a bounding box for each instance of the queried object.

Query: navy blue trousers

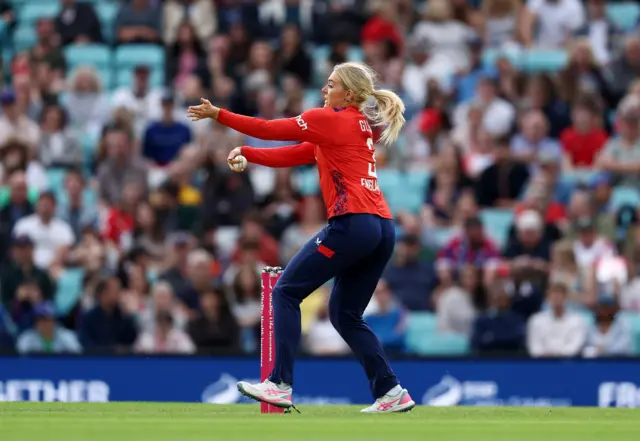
[269,213,399,399]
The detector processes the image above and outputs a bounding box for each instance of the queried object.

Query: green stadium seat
[482,48,524,69]
[611,187,640,211]
[115,44,165,70]
[562,169,599,186]
[296,168,320,196]
[405,170,430,194]
[18,1,61,25]
[405,312,438,353]
[96,2,120,43]
[46,168,67,192]
[405,312,470,355]
[618,312,640,355]
[479,209,514,250]
[523,49,568,73]
[55,268,85,315]
[607,3,640,32]
[13,25,37,53]
[115,68,164,89]
[64,44,112,70]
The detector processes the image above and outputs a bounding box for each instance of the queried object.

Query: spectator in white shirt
[13,192,75,269]
[454,76,515,137]
[134,311,195,354]
[0,90,40,150]
[305,298,350,356]
[583,297,633,357]
[572,216,615,271]
[522,0,586,49]
[527,282,588,357]
[510,109,562,164]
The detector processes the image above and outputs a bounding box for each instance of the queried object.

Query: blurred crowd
[0,0,640,358]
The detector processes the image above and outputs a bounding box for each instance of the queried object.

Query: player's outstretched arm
[187,98,328,144]
[227,143,316,170]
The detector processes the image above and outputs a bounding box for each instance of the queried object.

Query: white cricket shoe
[361,388,415,413]
[237,379,293,409]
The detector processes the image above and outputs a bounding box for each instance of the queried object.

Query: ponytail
[368,89,406,145]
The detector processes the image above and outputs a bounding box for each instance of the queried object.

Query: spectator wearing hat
[13,192,74,270]
[115,0,161,45]
[55,0,103,46]
[0,235,55,310]
[96,126,149,206]
[476,135,530,208]
[0,171,34,264]
[143,90,192,167]
[437,216,501,283]
[596,94,640,188]
[79,276,138,353]
[16,301,81,354]
[527,283,588,357]
[583,296,633,357]
[471,280,526,354]
[560,95,608,168]
[0,90,40,149]
[383,233,436,311]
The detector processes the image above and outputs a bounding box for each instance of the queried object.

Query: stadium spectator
[16,301,81,354]
[65,67,111,139]
[0,235,55,310]
[38,104,83,169]
[560,95,608,168]
[435,265,478,335]
[510,110,561,164]
[597,94,640,188]
[163,0,216,48]
[361,0,404,59]
[10,281,45,332]
[505,210,551,266]
[476,135,530,208]
[177,249,218,315]
[278,24,313,87]
[165,21,209,90]
[115,0,162,45]
[13,192,75,270]
[158,232,194,293]
[363,279,406,354]
[436,216,501,284]
[305,296,350,356]
[478,0,522,49]
[549,241,593,308]
[111,65,164,136]
[606,36,640,104]
[281,196,326,264]
[575,0,621,65]
[384,233,436,311]
[79,277,138,353]
[0,140,48,192]
[55,0,103,46]
[138,281,187,334]
[522,74,571,138]
[56,170,99,241]
[187,289,240,351]
[231,212,279,267]
[527,282,588,357]
[97,126,148,206]
[559,39,612,106]
[511,178,565,244]
[134,311,195,354]
[143,91,192,167]
[570,216,615,271]
[67,228,107,277]
[583,297,633,357]
[521,0,586,49]
[471,280,526,354]
[0,171,34,264]
[564,189,616,242]
[0,90,40,149]
[29,18,66,80]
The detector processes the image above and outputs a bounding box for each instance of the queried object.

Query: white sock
[386,385,402,396]
[277,382,291,390]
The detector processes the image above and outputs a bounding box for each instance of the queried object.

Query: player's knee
[328,304,359,334]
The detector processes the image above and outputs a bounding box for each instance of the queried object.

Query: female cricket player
[187,62,415,413]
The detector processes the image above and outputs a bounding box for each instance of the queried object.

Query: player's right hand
[227,147,245,172]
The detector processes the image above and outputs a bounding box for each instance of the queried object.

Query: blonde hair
[332,62,405,145]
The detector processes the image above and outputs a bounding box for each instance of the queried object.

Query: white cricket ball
[231,155,247,171]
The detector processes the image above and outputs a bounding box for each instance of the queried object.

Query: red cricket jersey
[218,107,393,220]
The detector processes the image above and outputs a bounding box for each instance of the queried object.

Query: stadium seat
[607,2,640,32]
[523,49,568,73]
[46,168,67,192]
[482,48,524,69]
[405,312,438,354]
[479,209,514,250]
[311,45,330,86]
[115,68,164,89]
[13,25,37,53]
[115,44,165,70]
[430,228,457,248]
[347,46,364,62]
[405,170,431,194]
[18,1,61,25]
[296,167,320,196]
[562,169,599,187]
[64,44,112,70]
[611,187,640,211]
[618,311,640,355]
[55,268,85,315]
[96,2,120,43]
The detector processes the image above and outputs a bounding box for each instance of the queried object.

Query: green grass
[0,403,639,441]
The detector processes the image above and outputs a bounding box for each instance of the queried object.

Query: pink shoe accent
[264,388,291,397]
[376,397,401,411]
[399,392,413,405]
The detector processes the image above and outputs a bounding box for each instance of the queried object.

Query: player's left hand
[187,98,220,121]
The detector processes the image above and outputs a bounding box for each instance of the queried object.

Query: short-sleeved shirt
[526,0,586,48]
[599,136,640,187]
